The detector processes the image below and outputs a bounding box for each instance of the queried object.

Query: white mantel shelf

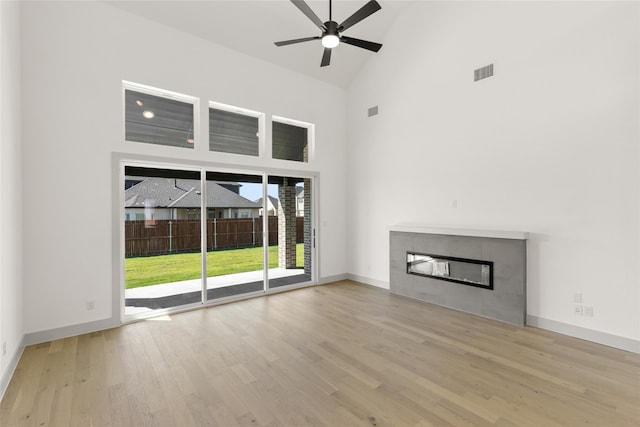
[389,225,529,240]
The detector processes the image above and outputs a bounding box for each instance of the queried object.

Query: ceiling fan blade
[338,0,381,32]
[320,47,332,67]
[340,36,382,52]
[290,0,326,30]
[274,36,320,47]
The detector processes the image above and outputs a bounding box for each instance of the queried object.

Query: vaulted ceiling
[107,0,411,88]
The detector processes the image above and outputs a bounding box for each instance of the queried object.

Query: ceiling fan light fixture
[321,34,339,48]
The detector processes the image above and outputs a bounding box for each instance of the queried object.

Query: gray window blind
[272,121,308,162]
[209,108,259,156]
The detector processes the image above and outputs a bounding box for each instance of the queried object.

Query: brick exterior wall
[278,181,297,269]
[303,179,311,275]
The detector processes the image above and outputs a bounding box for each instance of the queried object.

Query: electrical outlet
[86,300,95,310]
[584,306,594,317]
[573,293,583,304]
[574,304,583,315]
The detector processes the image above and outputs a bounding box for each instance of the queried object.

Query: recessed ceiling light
[135,99,144,107]
[142,110,155,119]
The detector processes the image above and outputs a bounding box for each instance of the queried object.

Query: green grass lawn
[125,244,304,289]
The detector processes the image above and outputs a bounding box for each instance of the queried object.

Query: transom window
[123,82,198,149]
[272,116,313,163]
[209,102,263,157]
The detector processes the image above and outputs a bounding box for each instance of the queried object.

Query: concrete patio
[125,268,310,315]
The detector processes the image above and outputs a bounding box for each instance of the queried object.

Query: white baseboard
[0,336,24,402]
[346,273,389,289]
[527,315,640,354]
[23,317,118,347]
[317,273,348,285]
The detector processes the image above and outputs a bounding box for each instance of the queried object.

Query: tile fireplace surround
[390,226,528,326]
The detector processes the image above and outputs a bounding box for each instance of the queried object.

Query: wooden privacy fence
[125,217,304,257]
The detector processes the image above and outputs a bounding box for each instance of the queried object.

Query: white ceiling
[107,0,411,88]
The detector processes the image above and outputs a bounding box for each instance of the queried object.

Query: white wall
[0,0,24,391]
[21,1,348,335]
[347,2,640,345]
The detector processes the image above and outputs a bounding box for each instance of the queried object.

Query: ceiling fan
[274,0,383,67]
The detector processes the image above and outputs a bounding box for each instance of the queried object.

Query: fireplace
[390,226,528,325]
[406,252,493,290]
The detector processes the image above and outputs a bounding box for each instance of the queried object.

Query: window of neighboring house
[124,82,198,149]
[209,102,263,156]
[272,117,313,163]
[125,213,144,221]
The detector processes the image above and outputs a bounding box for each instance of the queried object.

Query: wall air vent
[368,106,379,117]
[474,64,494,82]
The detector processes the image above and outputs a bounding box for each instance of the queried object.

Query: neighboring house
[124,177,260,221]
[254,195,279,217]
[256,187,304,217]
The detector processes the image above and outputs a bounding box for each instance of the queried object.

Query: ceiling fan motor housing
[324,21,339,37]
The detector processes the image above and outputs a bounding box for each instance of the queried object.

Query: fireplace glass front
[406,252,493,290]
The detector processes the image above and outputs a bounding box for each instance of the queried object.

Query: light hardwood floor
[2,281,639,426]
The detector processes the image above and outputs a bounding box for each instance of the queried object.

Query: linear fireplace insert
[406,252,493,290]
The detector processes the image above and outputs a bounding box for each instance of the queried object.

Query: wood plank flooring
[2,280,639,426]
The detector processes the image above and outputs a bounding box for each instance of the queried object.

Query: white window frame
[114,155,319,324]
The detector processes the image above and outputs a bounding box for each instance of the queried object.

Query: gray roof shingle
[254,195,279,210]
[125,177,260,209]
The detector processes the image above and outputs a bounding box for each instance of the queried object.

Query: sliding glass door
[205,172,265,301]
[267,175,313,289]
[123,166,203,316]
[122,164,314,318]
